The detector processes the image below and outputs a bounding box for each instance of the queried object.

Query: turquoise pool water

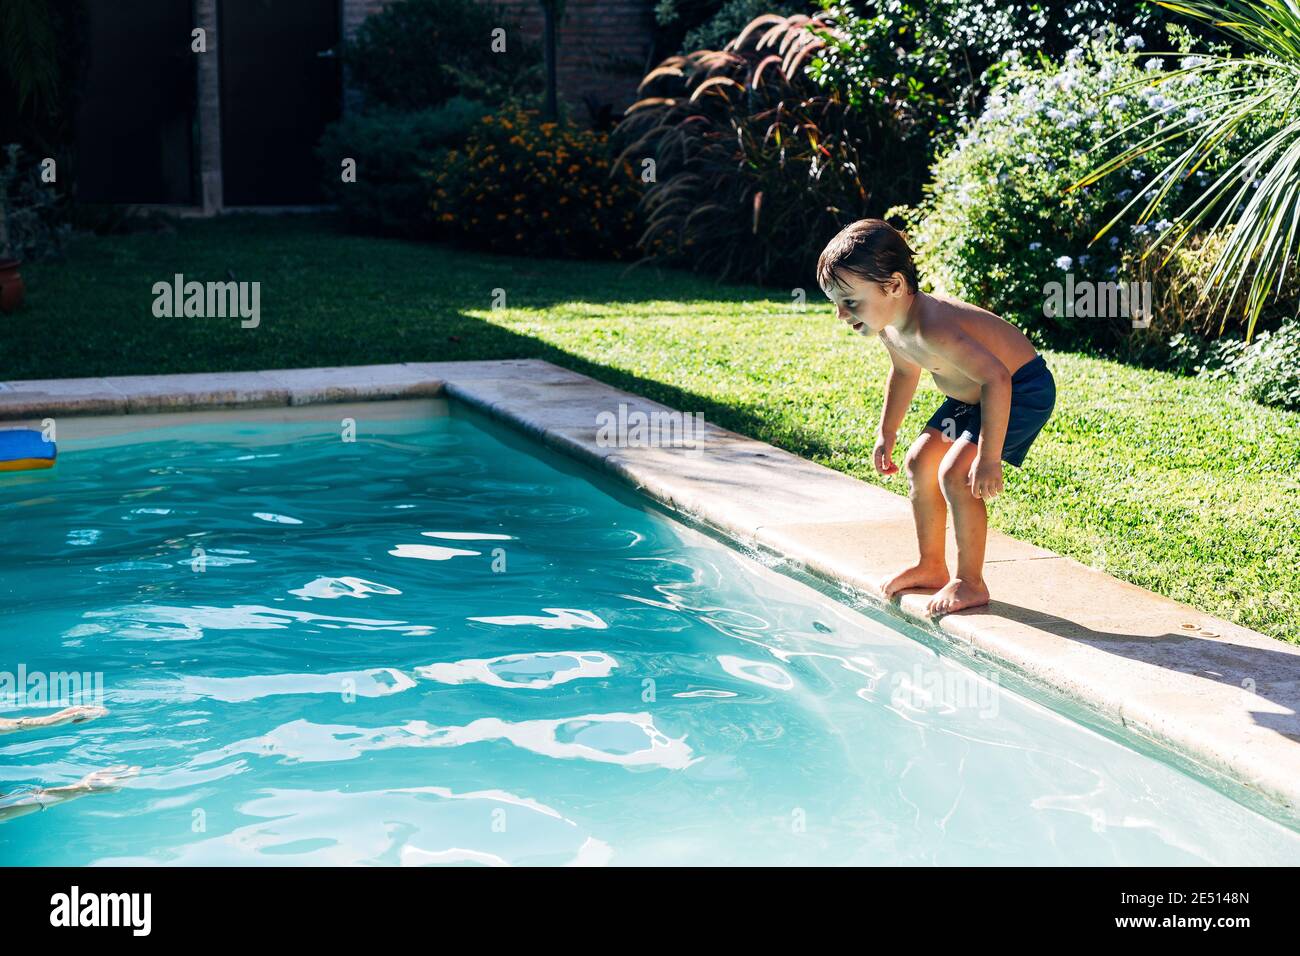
[1,399,1296,865]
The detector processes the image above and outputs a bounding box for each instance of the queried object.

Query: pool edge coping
[4,358,1299,829]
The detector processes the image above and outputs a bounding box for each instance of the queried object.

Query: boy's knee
[939,461,971,498]
[903,442,940,484]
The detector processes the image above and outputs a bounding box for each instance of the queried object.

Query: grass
[9,213,1300,645]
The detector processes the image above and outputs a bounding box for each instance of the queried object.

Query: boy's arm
[921,321,1012,498]
[874,340,922,474]
[879,340,922,436]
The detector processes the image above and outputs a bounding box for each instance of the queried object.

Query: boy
[817,219,1056,615]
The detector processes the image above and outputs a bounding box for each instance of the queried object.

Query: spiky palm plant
[610,12,917,286]
[1080,0,1300,339]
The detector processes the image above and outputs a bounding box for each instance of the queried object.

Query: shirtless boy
[817,219,1056,614]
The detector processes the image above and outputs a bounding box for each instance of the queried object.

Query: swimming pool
[1,398,1297,865]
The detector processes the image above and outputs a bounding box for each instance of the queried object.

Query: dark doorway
[219,0,341,205]
[73,1,196,204]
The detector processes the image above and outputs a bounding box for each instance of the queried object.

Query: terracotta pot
[0,259,24,313]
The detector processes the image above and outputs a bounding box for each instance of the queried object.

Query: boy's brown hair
[816,219,919,295]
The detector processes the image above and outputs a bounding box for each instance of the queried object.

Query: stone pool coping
[3,359,1298,825]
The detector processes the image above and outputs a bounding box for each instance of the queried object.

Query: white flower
[1064,113,1080,128]
[1117,188,1134,201]
[1180,55,1205,70]
[1185,106,1204,124]
[1107,95,1126,111]
[1066,48,1085,64]
[1055,255,1073,269]
[1090,120,1105,133]
[1145,58,1162,72]
[1124,34,1145,50]
[1006,49,1022,64]
[1029,242,1043,250]
[1047,108,1066,122]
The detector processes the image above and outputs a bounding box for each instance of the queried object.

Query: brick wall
[340,0,655,122]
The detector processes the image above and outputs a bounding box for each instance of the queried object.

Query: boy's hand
[968,455,1003,499]
[873,432,899,476]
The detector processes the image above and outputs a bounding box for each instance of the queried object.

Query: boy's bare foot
[880,561,950,599]
[925,577,990,616]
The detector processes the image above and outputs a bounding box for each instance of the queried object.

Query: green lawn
[10,214,1299,645]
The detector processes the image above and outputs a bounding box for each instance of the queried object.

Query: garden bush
[429,108,642,260]
[806,0,1184,151]
[613,12,917,286]
[1119,228,1300,351]
[317,99,490,237]
[904,32,1280,350]
[684,0,811,52]
[1222,319,1300,411]
[0,143,69,261]
[345,0,543,111]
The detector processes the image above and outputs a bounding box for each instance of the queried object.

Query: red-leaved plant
[610,12,921,287]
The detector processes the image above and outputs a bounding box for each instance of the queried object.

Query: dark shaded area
[72,0,195,204]
[219,0,340,205]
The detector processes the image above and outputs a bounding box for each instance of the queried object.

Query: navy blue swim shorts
[923,355,1056,467]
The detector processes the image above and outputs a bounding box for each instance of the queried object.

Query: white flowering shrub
[905,32,1275,350]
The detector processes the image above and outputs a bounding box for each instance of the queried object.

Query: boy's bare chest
[880,328,982,401]
[880,328,944,373]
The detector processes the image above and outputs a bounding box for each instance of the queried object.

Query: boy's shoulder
[913,292,1005,338]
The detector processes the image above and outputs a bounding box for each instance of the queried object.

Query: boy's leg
[880,427,951,598]
[929,437,991,614]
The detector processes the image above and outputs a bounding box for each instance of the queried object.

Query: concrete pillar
[194,0,223,214]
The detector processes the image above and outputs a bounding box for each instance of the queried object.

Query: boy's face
[823,270,910,335]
